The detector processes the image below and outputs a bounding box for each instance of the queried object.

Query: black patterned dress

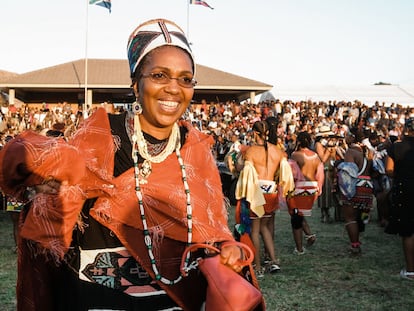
[385,136,414,237]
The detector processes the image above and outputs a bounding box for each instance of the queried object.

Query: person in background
[288,131,324,254]
[5,196,25,253]
[385,117,414,280]
[315,125,338,223]
[214,134,230,162]
[363,130,391,227]
[0,18,257,311]
[45,122,65,138]
[229,132,242,154]
[336,129,374,255]
[285,132,297,158]
[263,116,286,261]
[236,120,294,277]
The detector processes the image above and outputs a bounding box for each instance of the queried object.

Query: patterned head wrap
[127,18,195,78]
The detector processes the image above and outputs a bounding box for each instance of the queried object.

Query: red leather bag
[181,241,264,311]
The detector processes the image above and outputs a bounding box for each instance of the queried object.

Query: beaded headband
[127,18,195,78]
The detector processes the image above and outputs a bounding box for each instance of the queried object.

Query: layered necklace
[132,114,180,182]
[131,114,193,285]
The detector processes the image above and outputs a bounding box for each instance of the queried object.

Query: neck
[138,115,174,140]
[255,137,265,146]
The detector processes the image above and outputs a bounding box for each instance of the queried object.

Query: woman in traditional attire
[288,131,324,254]
[385,118,414,280]
[236,121,294,277]
[337,129,373,255]
[0,19,263,311]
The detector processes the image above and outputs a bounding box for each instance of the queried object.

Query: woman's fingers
[220,245,243,272]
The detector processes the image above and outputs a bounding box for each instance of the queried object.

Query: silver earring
[133,100,142,114]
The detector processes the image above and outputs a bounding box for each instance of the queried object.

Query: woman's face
[134,46,194,138]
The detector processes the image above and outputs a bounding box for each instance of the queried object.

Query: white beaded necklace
[131,116,193,285]
[132,114,180,182]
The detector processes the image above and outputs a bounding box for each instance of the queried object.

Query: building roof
[0,59,272,104]
[0,70,18,81]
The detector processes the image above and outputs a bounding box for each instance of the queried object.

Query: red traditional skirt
[249,193,279,218]
[287,181,318,216]
[339,175,374,210]
[249,180,279,218]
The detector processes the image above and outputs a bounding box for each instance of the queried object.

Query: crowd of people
[2,90,414,250]
[1,96,413,151]
[2,91,414,239]
[1,17,414,310]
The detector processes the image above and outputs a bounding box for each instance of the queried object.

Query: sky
[1,0,414,92]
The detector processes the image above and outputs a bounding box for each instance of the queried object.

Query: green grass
[0,212,17,311]
[1,207,413,311]
[252,207,414,311]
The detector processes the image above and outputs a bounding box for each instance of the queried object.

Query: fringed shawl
[0,108,233,261]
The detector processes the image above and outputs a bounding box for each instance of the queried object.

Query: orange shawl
[0,108,233,260]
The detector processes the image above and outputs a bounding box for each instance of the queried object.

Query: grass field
[0,212,17,311]
[0,206,413,311]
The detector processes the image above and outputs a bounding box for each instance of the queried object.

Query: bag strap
[180,241,254,276]
[358,157,367,176]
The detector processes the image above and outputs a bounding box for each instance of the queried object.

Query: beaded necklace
[131,115,192,285]
[132,114,180,182]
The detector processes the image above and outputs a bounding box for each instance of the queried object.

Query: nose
[163,78,181,93]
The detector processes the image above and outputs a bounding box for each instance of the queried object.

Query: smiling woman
[0,18,264,311]
[133,45,195,133]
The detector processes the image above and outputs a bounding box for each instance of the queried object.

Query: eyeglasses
[142,71,197,88]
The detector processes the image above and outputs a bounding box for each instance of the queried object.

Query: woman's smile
[158,100,180,112]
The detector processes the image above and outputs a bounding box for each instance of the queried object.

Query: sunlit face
[134,46,194,139]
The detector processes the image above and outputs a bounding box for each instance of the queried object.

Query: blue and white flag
[89,0,111,13]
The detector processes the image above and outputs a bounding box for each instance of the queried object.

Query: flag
[89,0,111,13]
[190,0,214,10]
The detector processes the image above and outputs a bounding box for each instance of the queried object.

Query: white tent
[272,84,414,106]
[259,91,276,102]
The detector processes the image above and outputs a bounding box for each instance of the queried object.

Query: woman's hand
[220,244,244,273]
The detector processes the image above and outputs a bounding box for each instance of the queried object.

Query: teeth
[159,101,179,108]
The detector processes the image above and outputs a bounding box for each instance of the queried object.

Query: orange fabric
[90,118,234,245]
[263,193,279,214]
[249,193,279,218]
[235,199,241,224]
[240,234,256,257]
[0,108,233,261]
[0,131,85,199]
[0,109,116,258]
[235,200,256,256]
[287,195,317,216]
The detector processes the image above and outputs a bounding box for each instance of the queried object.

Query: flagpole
[84,0,89,117]
[186,0,190,39]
